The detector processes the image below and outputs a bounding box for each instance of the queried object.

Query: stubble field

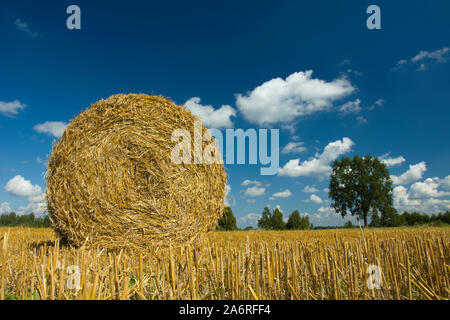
[0,226,448,300]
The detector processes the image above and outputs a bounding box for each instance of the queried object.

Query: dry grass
[46,94,226,249]
[0,227,448,300]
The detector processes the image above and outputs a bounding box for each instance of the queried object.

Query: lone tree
[216,206,237,231]
[329,155,394,227]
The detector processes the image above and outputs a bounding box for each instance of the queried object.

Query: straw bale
[46,94,226,248]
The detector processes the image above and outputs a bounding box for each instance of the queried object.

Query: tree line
[0,212,51,228]
[216,206,312,231]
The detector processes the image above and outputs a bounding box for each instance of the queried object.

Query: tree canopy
[216,206,237,231]
[329,155,394,227]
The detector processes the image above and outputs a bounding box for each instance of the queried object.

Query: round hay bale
[46,94,227,249]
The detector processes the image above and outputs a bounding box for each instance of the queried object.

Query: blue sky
[1,0,449,227]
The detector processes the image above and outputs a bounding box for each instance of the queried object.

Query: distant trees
[216,206,237,231]
[370,210,450,227]
[286,210,301,229]
[329,155,394,227]
[0,212,51,228]
[257,207,311,230]
[257,206,273,230]
[271,207,285,230]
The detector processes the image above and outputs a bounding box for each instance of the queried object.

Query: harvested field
[0,227,448,300]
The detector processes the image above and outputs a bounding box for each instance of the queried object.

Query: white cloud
[441,175,450,190]
[272,189,292,198]
[246,199,256,203]
[237,213,261,228]
[33,121,67,138]
[224,184,231,206]
[394,46,450,71]
[356,116,368,124]
[410,178,450,199]
[339,99,361,114]
[15,19,39,38]
[317,206,336,215]
[302,185,319,193]
[36,157,47,165]
[236,70,356,125]
[241,179,262,187]
[3,175,47,215]
[369,99,384,110]
[184,97,236,128]
[4,175,43,198]
[17,201,46,215]
[278,137,354,178]
[411,47,450,63]
[309,194,323,204]
[346,69,363,76]
[379,153,406,167]
[0,100,26,117]
[281,141,307,154]
[0,202,12,214]
[245,186,266,197]
[392,162,427,185]
[393,184,450,214]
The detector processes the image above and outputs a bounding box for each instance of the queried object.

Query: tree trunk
[363,213,368,227]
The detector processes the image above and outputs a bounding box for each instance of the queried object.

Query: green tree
[216,207,237,231]
[343,221,354,228]
[299,214,311,230]
[271,208,286,230]
[329,155,394,227]
[257,206,273,230]
[286,210,301,230]
[380,207,398,227]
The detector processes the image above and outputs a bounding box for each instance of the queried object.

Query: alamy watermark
[171,119,279,175]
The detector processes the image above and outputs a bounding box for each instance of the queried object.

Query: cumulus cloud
[0,202,12,214]
[184,97,236,128]
[281,141,307,154]
[309,194,323,204]
[379,153,406,167]
[3,175,47,215]
[394,46,450,71]
[393,184,450,214]
[302,185,319,193]
[369,99,384,110]
[410,178,450,199]
[339,99,361,114]
[16,201,46,215]
[33,121,67,138]
[0,100,26,117]
[4,175,43,198]
[271,189,292,198]
[345,69,363,76]
[245,186,266,197]
[15,19,39,38]
[391,162,427,185]
[237,213,261,228]
[411,47,450,63]
[441,175,450,190]
[241,179,262,187]
[356,116,368,124]
[278,137,354,178]
[236,70,356,125]
[224,184,232,206]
